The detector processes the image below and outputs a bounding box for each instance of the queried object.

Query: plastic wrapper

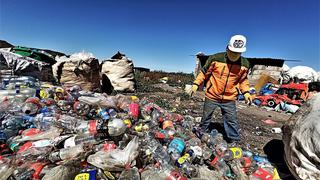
[87,136,139,171]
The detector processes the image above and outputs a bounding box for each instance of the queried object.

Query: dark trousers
[200,98,240,141]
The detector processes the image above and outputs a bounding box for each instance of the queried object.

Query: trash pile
[247,82,309,114]
[0,76,281,180]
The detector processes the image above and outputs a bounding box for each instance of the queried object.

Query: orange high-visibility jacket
[194,52,250,102]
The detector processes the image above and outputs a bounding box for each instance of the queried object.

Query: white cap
[228,35,247,53]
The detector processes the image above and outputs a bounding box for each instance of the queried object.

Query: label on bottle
[168,138,185,154]
[229,147,243,159]
[88,120,97,135]
[177,153,190,166]
[75,170,97,180]
[104,171,115,180]
[162,120,174,130]
[9,142,19,152]
[75,173,90,180]
[32,139,52,148]
[129,102,139,119]
[252,167,273,180]
[166,170,187,180]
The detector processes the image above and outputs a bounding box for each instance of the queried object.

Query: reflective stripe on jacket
[194,52,250,101]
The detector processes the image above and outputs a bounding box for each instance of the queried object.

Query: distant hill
[0,39,67,57]
[0,40,14,48]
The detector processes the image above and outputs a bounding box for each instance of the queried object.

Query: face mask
[227,50,241,62]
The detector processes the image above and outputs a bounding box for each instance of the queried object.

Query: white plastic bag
[87,136,139,171]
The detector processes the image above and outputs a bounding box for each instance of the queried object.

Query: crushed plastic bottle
[49,144,88,162]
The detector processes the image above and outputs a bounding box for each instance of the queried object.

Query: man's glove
[244,92,252,105]
[188,84,198,97]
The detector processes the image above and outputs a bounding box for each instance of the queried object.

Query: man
[188,35,252,143]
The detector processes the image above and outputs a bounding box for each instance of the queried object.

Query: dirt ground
[134,83,291,155]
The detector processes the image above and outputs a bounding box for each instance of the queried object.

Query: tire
[267,99,276,107]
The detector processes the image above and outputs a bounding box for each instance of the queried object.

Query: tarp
[0,49,54,82]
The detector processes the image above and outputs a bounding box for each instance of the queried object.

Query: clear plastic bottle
[162,120,176,136]
[0,163,14,180]
[49,144,86,162]
[159,164,187,180]
[119,167,140,180]
[153,143,171,165]
[180,162,198,178]
[63,134,101,148]
[18,127,61,142]
[223,147,243,161]
[206,154,232,178]
[108,108,117,118]
[33,113,55,130]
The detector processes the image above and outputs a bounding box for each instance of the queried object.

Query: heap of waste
[0,75,282,180]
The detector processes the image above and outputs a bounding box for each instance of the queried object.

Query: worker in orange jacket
[188,35,252,143]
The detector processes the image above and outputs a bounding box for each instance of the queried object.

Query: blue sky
[0,0,319,72]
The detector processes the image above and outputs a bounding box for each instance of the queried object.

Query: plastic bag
[87,136,139,171]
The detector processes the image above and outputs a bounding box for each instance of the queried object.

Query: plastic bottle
[154,130,174,142]
[41,165,79,180]
[18,127,61,142]
[162,120,176,136]
[94,141,117,152]
[108,108,117,118]
[21,97,41,115]
[151,108,162,122]
[180,162,198,178]
[48,144,86,162]
[129,102,139,120]
[0,163,14,180]
[253,155,270,164]
[153,143,171,165]
[168,138,185,155]
[74,169,98,180]
[63,134,101,148]
[107,118,127,136]
[206,154,232,178]
[159,164,187,180]
[119,167,140,180]
[6,136,22,152]
[73,101,90,116]
[33,113,55,130]
[176,149,195,167]
[98,108,110,121]
[223,147,243,161]
[250,167,274,180]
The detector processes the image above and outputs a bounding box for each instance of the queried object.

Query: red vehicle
[254,82,309,107]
